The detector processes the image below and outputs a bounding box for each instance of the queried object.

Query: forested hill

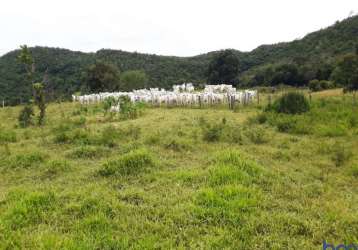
[1,15,357,104]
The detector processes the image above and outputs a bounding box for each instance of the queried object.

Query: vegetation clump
[268,92,310,114]
[18,105,34,128]
[99,149,155,176]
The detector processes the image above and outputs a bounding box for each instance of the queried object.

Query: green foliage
[118,96,145,120]
[120,70,148,91]
[331,144,353,167]
[1,190,56,230]
[309,79,334,92]
[349,165,358,177]
[201,122,224,142]
[3,152,46,169]
[0,128,17,144]
[82,61,121,92]
[102,96,118,115]
[16,45,34,82]
[67,146,110,159]
[163,137,193,152]
[207,49,239,85]
[2,16,358,104]
[99,149,155,177]
[32,83,47,125]
[245,126,269,144]
[43,159,71,177]
[269,92,310,114]
[331,53,358,92]
[18,105,34,128]
[195,184,260,226]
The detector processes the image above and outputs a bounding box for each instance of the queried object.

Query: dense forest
[0,15,357,105]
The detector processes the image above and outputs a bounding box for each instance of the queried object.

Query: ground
[0,89,357,249]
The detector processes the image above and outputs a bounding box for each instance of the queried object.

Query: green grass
[0,90,357,249]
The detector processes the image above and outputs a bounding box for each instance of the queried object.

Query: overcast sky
[0,0,357,57]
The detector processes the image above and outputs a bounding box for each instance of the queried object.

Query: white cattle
[73,84,257,110]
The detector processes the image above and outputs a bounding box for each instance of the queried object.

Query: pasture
[0,89,357,249]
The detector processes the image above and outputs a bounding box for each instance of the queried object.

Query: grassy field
[0,89,357,249]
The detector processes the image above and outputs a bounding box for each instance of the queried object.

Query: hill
[0,15,357,104]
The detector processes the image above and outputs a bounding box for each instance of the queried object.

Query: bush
[308,79,321,92]
[276,117,297,133]
[1,190,56,229]
[245,127,269,144]
[269,92,310,115]
[6,152,46,169]
[308,79,334,92]
[349,165,358,178]
[119,96,145,120]
[163,137,192,152]
[43,159,71,176]
[67,146,110,159]
[331,144,352,167]
[99,126,119,147]
[199,118,225,142]
[0,129,17,144]
[18,105,34,128]
[99,149,155,176]
[102,96,118,115]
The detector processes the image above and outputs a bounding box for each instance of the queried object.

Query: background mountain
[1,15,357,105]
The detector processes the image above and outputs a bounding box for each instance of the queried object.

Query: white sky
[0,0,357,57]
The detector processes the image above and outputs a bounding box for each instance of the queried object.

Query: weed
[43,159,71,177]
[331,144,353,167]
[5,152,46,169]
[0,128,17,144]
[245,126,269,144]
[99,149,155,176]
[67,146,110,159]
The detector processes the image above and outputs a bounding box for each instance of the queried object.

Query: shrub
[99,126,118,147]
[72,116,86,127]
[102,96,118,115]
[245,127,269,144]
[308,79,321,92]
[18,105,34,128]
[124,125,141,140]
[33,83,47,125]
[68,146,109,159]
[200,120,224,142]
[43,159,71,176]
[144,133,161,145]
[317,124,347,137]
[194,185,259,226]
[10,152,46,169]
[99,149,155,176]
[1,190,56,229]
[119,96,145,120]
[269,92,310,115]
[0,129,17,144]
[331,144,352,167]
[163,137,192,152]
[349,165,358,178]
[308,79,334,92]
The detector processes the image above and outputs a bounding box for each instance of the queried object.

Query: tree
[332,53,358,103]
[83,61,120,92]
[17,45,36,103]
[120,70,148,91]
[207,50,239,86]
[18,105,34,128]
[33,83,47,125]
[17,45,35,83]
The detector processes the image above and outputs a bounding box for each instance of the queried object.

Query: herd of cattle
[72,83,257,110]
